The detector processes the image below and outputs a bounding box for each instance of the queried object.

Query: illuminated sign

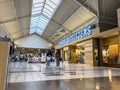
[58,25,93,46]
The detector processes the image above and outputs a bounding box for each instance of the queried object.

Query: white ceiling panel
[0,1,16,22]
[42,20,61,39]
[0,0,11,2]
[3,21,19,34]
[17,17,30,35]
[0,0,98,44]
[53,0,80,24]
[13,0,32,18]
[42,0,80,41]
[11,32,22,39]
[63,6,96,31]
[0,0,32,40]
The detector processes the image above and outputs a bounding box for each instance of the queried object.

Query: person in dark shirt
[46,50,52,68]
[55,50,60,67]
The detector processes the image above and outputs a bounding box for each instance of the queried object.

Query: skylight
[30,0,62,35]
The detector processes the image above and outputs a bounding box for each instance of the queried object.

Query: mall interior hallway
[7,62,120,90]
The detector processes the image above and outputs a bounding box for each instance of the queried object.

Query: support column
[97,38,103,66]
[0,38,10,90]
[118,32,120,63]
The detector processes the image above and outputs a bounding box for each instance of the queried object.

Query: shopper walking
[19,53,24,62]
[55,50,60,67]
[46,50,52,68]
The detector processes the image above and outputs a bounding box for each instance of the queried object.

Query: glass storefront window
[64,50,71,61]
[102,44,119,64]
[76,46,85,63]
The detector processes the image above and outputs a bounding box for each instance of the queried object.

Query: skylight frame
[30,0,62,35]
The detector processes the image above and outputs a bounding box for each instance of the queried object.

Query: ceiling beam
[1,14,30,24]
[76,0,97,16]
[13,33,30,41]
[51,19,72,33]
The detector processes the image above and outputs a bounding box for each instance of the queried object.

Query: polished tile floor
[7,62,120,90]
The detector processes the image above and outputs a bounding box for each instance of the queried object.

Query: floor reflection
[7,76,120,90]
[7,62,120,90]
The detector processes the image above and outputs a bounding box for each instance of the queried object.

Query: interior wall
[69,46,76,63]
[102,35,119,46]
[84,39,94,65]
[117,8,120,27]
[14,34,52,49]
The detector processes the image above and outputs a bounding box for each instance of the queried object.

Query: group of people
[11,50,61,68]
[46,50,61,68]
[11,53,28,62]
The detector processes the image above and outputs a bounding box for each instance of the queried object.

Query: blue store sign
[58,25,93,46]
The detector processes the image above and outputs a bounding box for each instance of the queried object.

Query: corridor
[7,62,120,90]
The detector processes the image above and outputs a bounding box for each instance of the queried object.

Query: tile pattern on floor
[7,76,120,90]
[8,62,120,83]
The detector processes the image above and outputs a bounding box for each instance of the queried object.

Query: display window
[64,50,71,61]
[94,48,98,61]
[102,44,119,64]
[76,46,85,63]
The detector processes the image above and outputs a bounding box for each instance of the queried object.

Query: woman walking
[46,50,52,68]
[55,50,60,67]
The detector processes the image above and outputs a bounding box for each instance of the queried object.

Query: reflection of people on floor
[55,50,60,67]
[46,81,51,87]
[55,80,60,88]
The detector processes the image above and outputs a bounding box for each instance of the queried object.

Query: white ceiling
[63,6,96,31]
[42,0,97,43]
[15,34,52,49]
[0,0,32,40]
[0,0,98,45]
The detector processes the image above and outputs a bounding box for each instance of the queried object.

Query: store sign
[58,25,93,46]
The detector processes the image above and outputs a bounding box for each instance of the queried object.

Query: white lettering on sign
[58,26,93,46]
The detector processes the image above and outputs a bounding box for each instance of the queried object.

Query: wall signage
[58,25,93,46]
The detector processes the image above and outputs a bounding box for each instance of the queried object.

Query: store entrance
[76,46,85,64]
[64,50,70,61]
